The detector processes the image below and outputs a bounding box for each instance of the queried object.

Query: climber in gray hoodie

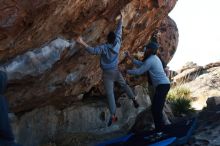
[77,13,139,126]
[0,71,22,146]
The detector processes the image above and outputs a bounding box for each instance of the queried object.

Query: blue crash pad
[96,117,197,146]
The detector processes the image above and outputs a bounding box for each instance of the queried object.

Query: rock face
[1,1,179,146]
[0,0,178,114]
[12,86,152,146]
[189,97,220,146]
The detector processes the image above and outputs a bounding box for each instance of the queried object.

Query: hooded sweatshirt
[85,19,122,71]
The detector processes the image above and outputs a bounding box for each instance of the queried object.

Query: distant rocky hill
[171,61,220,146]
[172,61,220,110]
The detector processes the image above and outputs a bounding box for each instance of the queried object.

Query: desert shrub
[167,86,195,116]
[167,86,191,102]
[170,97,195,116]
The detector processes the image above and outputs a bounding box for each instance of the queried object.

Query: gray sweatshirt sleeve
[132,59,144,67]
[127,59,151,75]
[85,44,106,55]
[114,19,122,44]
[108,19,122,54]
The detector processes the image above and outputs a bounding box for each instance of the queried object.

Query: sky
[168,0,220,71]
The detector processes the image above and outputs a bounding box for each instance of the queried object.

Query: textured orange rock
[0,0,178,113]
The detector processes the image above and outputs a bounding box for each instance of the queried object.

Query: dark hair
[151,36,157,43]
[152,48,158,55]
[142,42,159,61]
[143,52,152,61]
[107,31,116,44]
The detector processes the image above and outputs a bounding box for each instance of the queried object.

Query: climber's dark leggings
[151,84,170,130]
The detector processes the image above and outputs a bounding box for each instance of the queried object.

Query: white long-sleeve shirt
[127,55,170,87]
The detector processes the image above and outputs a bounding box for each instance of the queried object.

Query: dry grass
[167,86,195,116]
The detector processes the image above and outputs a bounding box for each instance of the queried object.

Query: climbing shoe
[108,115,118,127]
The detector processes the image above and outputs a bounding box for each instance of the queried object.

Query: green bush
[167,86,195,116]
[171,97,195,116]
[167,86,191,102]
